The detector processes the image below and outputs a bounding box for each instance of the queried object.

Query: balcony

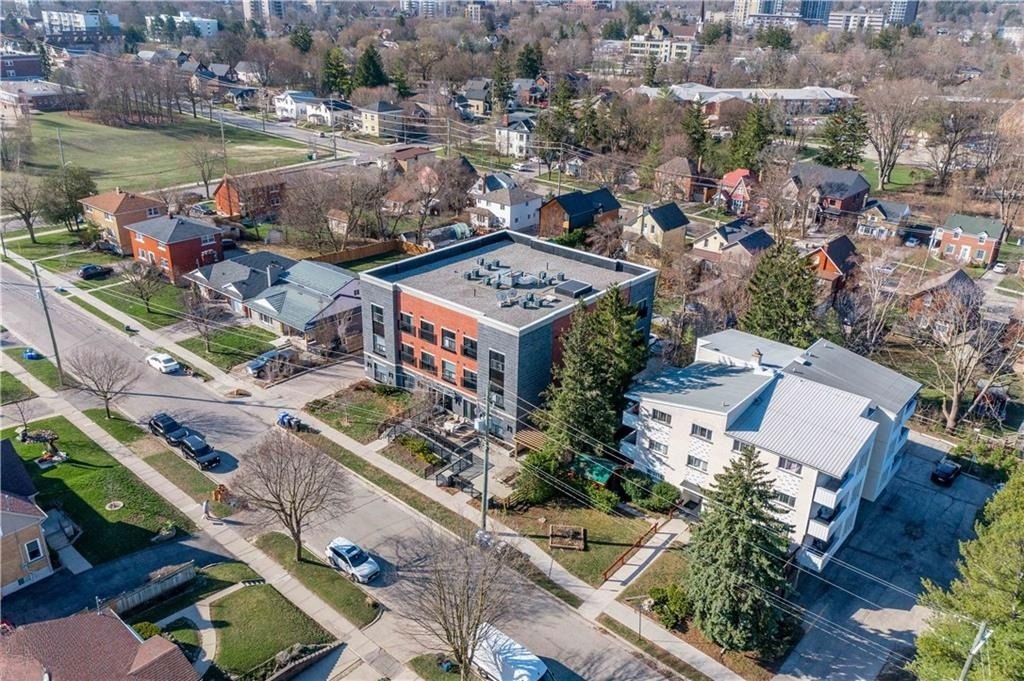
[622,401,640,429]
[419,360,437,375]
[461,344,477,360]
[798,537,836,572]
[619,430,639,461]
[806,501,849,542]
[419,329,437,344]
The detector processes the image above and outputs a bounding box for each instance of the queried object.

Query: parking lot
[776,436,995,681]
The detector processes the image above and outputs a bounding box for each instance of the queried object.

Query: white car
[510,162,532,172]
[146,353,180,374]
[904,237,921,248]
[325,537,380,584]
[993,263,1007,274]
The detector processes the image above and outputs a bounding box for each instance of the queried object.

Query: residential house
[234,60,262,85]
[511,78,544,107]
[470,172,517,197]
[360,101,403,138]
[906,268,981,319]
[538,188,622,238]
[274,90,318,121]
[620,329,919,571]
[690,219,775,265]
[128,215,223,282]
[1,439,54,596]
[0,51,43,80]
[472,187,543,232]
[136,48,189,67]
[0,609,195,681]
[187,254,363,351]
[857,199,911,240]
[463,77,491,117]
[783,162,870,231]
[213,173,285,219]
[306,99,354,129]
[0,80,86,113]
[179,60,215,81]
[632,83,857,116]
[713,168,758,215]
[622,202,690,251]
[932,214,1004,267]
[385,146,437,173]
[327,209,351,237]
[563,156,585,178]
[79,189,165,256]
[494,113,536,159]
[359,230,656,440]
[654,156,711,202]
[806,235,858,293]
[208,63,237,82]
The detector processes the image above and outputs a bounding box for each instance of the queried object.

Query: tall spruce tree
[289,23,313,53]
[817,105,869,169]
[490,41,513,115]
[515,42,544,79]
[740,242,818,348]
[593,285,647,408]
[390,65,413,98]
[353,45,389,89]
[680,101,709,169]
[685,447,792,654]
[644,53,659,86]
[321,48,352,96]
[730,102,773,171]
[910,469,1024,681]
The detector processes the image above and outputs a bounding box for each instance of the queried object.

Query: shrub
[372,383,406,398]
[620,468,652,502]
[133,622,161,640]
[396,435,443,466]
[637,481,681,513]
[648,583,691,630]
[516,448,563,504]
[587,485,621,513]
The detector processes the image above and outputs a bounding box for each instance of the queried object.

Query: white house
[274,91,318,121]
[306,99,355,129]
[620,330,919,571]
[494,112,535,159]
[472,187,543,232]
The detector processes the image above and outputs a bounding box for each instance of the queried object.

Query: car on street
[246,348,298,377]
[147,412,192,447]
[146,353,180,374]
[325,537,380,583]
[510,162,532,172]
[993,262,1007,274]
[78,264,114,280]
[180,434,221,469]
[931,459,962,486]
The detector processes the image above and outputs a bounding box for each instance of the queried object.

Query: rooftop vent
[554,279,593,299]
[557,272,566,281]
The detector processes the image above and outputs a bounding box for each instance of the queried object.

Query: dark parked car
[246,348,298,377]
[78,264,114,280]
[147,412,191,446]
[180,434,221,469]
[931,459,962,486]
[221,238,237,250]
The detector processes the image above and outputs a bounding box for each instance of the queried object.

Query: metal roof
[942,213,1003,237]
[278,260,356,295]
[627,363,774,414]
[697,330,804,369]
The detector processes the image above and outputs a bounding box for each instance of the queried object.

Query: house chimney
[115,186,122,194]
[502,113,509,127]
[752,349,763,367]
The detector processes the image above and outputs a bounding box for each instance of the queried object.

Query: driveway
[975,269,1021,322]
[776,437,994,681]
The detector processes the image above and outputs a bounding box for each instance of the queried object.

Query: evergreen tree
[909,469,1024,681]
[685,447,793,654]
[624,2,651,35]
[755,26,793,50]
[601,18,626,40]
[730,102,773,171]
[644,53,658,86]
[37,41,52,80]
[817,105,869,169]
[164,16,177,42]
[289,23,313,53]
[123,26,145,52]
[740,242,818,348]
[593,286,647,406]
[515,42,544,79]
[490,41,513,115]
[638,138,662,189]
[390,65,413,98]
[353,45,389,89]
[321,48,352,97]
[576,104,600,148]
[536,80,576,148]
[680,101,709,168]
[149,15,165,40]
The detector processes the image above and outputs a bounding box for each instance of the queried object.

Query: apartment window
[778,457,803,475]
[420,351,436,374]
[134,231,144,243]
[977,234,986,245]
[400,343,415,363]
[419,320,436,344]
[944,244,954,254]
[24,538,43,562]
[647,439,668,455]
[633,300,649,319]
[463,369,478,391]
[732,439,754,454]
[257,312,273,325]
[146,207,160,217]
[686,454,708,472]
[650,409,672,425]
[462,336,478,359]
[103,212,113,220]
[399,312,414,334]
[441,328,457,352]
[370,304,385,333]
[373,335,387,356]
[690,424,713,441]
[772,491,797,509]
[442,360,457,384]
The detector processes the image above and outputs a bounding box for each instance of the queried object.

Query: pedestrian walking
[202,499,212,520]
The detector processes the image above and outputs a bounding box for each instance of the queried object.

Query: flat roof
[363,231,655,329]
[627,363,774,414]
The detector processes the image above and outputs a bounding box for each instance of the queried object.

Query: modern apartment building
[242,0,285,24]
[799,0,831,24]
[40,9,119,35]
[627,34,699,64]
[360,231,657,441]
[827,10,886,32]
[619,330,919,571]
[145,12,219,38]
[400,0,448,17]
[886,0,919,26]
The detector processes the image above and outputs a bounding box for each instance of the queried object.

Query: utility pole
[958,621,991,681]
[31,262,65,388]
[56,128,65,166]
[446,118,451,156]
[219,110,228,175]
[480,380,492,533]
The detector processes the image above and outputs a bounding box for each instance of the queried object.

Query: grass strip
[1,255,33,278]
[409,654,461,681]
[82,407,146,444]
[1,370,36,404]
[597,614,713,681]
[67,294,125,330]
[128,562,260,624]
[3,347,64,390]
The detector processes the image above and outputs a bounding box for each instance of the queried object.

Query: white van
[472,624,554,681]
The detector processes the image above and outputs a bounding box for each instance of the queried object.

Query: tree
[643,53,658,86]
[39,164,96,232]
[120,261,165,313]
[515,42,544,79]
[755,27,792,50]
[869,26,903,57]
[861,80,925,190]
[922,101,984,189]
[281,169,342,254]
[685,447,793,655]
[37,42,52,80]
[66,349,142,418]
[289,23,313,53]
[237,431,348,563]
[397,527,529,681]
[181,290,222,353]
[624,1,651,35]
[390,65,413,98]
[601,18,626,40]
[490,42,513,116]
[981,132,1024,235]
[353,45,389,89]
[730,103,773,172]
[585,220,623,258]
[680,102,709,170]
[321,48,352,97]
[698,22,730,46]
[740,242,818,348]
[909,470,1024,680]
[832,245,908,356]
[817,105,869,169]
[1,173,42,242]
[186,136,224,198]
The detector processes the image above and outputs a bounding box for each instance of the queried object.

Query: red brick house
[213,174,284,220]
[932,214,1004,267]
[538,188,621,238]
[128,215,223,282]
[79,189,166,256]
[713,168,758,215]
[654,157,712,202]
[783,162,870,231]
[806,235,858,294]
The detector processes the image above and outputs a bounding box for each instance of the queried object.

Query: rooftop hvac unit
[538,270,547,281]
[557,272,566,281]
[473,268,481,278]
[477,257,486,266]
[463,271,473,280]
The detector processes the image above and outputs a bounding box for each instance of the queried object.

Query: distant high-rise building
[886,0,919,26]
[799,0,831,24]
[732,0,765,24]
[241,0,284,24]
[828,10,885,32]
[759,0,784,15]
[400,0,448,18]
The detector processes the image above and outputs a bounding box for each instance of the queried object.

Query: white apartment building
[494,113,535,159]
[627,35,699,64]
[242,0,285,24]
[145,13,219,38]
[41,9,119,35]
[827,11,886,32]
[473,187,543,232]
[400,0,448,17]
[274,91,318,121]
[620,330,919,571]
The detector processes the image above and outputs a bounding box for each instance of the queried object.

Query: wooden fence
[310,240,427,266]
[101,561,196,614]
[600,520,661,583]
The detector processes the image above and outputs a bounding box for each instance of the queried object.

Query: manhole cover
[105,501,124,511]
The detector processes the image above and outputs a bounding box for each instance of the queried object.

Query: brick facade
[130,230,222,282]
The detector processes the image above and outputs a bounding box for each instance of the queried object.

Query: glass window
[944,244,954,254]
[201,234,216,245]
[772,491,797,509]
[462,336,478,359]
[399,312,413,333]
[400,343,414,363]
[419,320,436,343]
[24,539,42,562]
[732,439,754,454]
[463,369,478,391]
[778,457,803,475]
[134,231,144,242]
[690,424,712,441]
[442,360,456,383]
[371,304,385,338]
[686,454,708,472]
[147,207,159,217]
[441,328,457,352]
[420,351,436,373]
[650,409,672,425]
[649,439,668,455]
[976,249,985,260]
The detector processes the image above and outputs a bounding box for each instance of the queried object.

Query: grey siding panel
[360,279,398,364]
[477,323,522,436]
[628,275,657,338]
[516,323,554,420]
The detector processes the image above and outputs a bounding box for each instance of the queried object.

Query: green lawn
[3,347,64,390]
[143,450,233,518]
[409,654,461,681]
[67,295,125,330]
[0,416,194,564]
[254,532,379,628]
[82,408,146,444]
[37,251,123,276]
[997,240,1024,263]
[618,543,689,602]
[127,561,260,624]
[1,255,34,277]
[6,231,83,261]
[91,283,186,329]
[1,370,35,404]
[597,614,714,681]
[178,325,277,372]
[23,112,306,192]
[343,250,413,273]
[163,617,202,662]
[998,275,1024,293]
[857,160,928,192]
[306,384,411,444]
[211,585,333,675]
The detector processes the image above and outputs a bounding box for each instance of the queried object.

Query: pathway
[155,582,247,677]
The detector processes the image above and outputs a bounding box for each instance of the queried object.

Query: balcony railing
[400,351,415,364]
[461,344,477,359]
[419,329,437,344]
[419,360,437,375]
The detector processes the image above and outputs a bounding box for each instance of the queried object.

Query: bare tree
[861,80,927,190]
[121,261,166,313]
[981,132,1024,238]
[236,431,348,562]
[585,220,624,257]
[407,160,476,244]
[280,169,342,254]
[922,100,985,190]
[1,173,42,242]
[181,290,221,352]
[186,136,225,198]
[397,527,529,681]
[66,349,143,418]
[832,245,913,356]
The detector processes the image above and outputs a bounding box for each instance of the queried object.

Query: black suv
[148,413,191,447]
[180,434,221,470]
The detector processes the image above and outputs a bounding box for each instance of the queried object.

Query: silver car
[325,537,380,584]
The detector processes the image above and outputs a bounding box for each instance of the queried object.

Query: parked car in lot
[78,264,114,280]
[221,238,237,250]
[180,434,221,470]
[993,262,1007,274]
[147,412,192,446]
[931,459,962,486]
[246,348,298,377]
[325,537,380,583]
[146,353,180,374]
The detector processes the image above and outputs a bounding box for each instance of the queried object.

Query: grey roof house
[623,202,691,250]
